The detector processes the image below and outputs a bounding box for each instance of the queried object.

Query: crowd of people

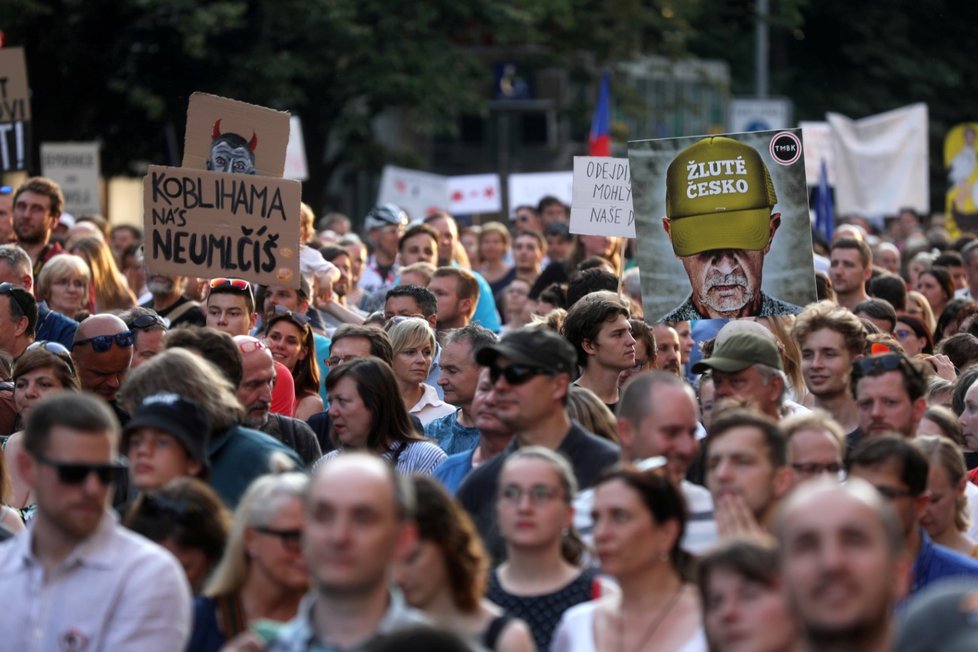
[1,177,978,651]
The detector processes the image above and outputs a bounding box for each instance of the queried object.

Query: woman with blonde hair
[36,253,90,320]
[477,221,514,296]
[915,435,978,557]
[566,386,619,444]
[906,289,937,334]
[187,472,309,651]
[69,236,136,312]
[387,317,454,425]
[396,476,535,651]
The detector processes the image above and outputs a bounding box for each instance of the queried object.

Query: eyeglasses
[25,340,77,375]
[72,330,135,352]
[489,364,552,385]
[499,483,564,505]
[209,277,251,291]
[383,312,424,322]
[0,282,33,319]
[253,525,303,553]
[270,304,309,326]
[791,462,843,476]
[326,354,360,367]
[237,339,268,354]
[130,314,167,331]
[33,451,128,485]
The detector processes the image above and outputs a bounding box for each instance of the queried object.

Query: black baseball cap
[123,393,211,465]
[475,327,576,376]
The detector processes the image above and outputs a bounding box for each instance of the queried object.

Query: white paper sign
[377,165,449,221]
[800,121,835,187]
[40,142,101,215]
[570,156,635,237]
[507,171,573,215]
[284,116,308,181]
[448,174,501,214]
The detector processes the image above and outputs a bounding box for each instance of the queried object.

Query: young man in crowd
[427,267,479,333]
[851,352,927,447]
[830,237,873,310]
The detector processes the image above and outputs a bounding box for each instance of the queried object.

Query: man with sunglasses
[0,393,192,648]
[0,244,77,349]
[456,327,620,562]
[851,351,928,448]
[120,307,167,370]
[847,435,978,596]
[71,314,134,423]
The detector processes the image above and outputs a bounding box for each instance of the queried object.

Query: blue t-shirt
[434,449,476,494]
[423,410,479,455]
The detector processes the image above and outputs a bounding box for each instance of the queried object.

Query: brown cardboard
[0,47,32,172]
[182,93,290,178]
[143,165,301,287]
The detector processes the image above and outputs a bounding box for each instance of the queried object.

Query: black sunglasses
[489,364,552,385]
[130,314,167,331]
[73,330,135,352]
[852,353,921,379]
[34,451,128,485]
[25,340,78,375]
[253,525,303,553]
[0,282,33,319]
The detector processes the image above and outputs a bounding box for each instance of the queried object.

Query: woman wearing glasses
[395,475,535,651]
[487,447,600,652]
[188,472,309,652]
[2,342,80,522]
[263,308,323,421]
[387,317,454,426]
[318,357,446,474]
[36,253,91,320]
[551,465,706,652]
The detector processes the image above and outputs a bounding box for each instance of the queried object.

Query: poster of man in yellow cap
[629,130,816,322]
[945,122,978,238]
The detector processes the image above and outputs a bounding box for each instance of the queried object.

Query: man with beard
[140,269,206,328]
[232,335,321,466]
[851,352,927,446]
[315,245,366,329]
[11,177,64,279]
[652,322,682,377]
[778,478,910,652]
[660,137,801,320]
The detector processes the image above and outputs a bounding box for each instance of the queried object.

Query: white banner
[377,165,449,221]
[40,142,101,215]
[507,171,573,216]
[448,174,502,214]
[827,103,929,217]
[800,121,835,187]
[570,156,635,237]
[284,116,308,181]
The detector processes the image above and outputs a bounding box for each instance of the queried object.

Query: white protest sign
[448,174,501,214]
[40,142,101,215]
[377,165,449,221]
[800,121,835,187]
[507,171,573,215]
[284,116,308,181]
[570,156,635,237]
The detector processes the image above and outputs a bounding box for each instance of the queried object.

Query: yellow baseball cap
[665,137,778,256]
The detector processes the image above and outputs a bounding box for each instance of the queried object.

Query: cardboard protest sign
[284,116,308,181]
[377,165,449,220]
[570,156,635,238]
[628,129,816,322]
[0,47,31,172]
[448,174,501,214]
[183,93,290,178]
[142,165,301,287]
[41,143,101,215]
[944,123,978,238]
[507,171,573,216]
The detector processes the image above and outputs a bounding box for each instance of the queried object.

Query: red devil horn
[212,119,222,140]
[248,131,258,152]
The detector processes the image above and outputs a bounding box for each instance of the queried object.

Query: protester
[395,476,535,651]
[0,393,193,648]
[488,447,600,652]
[69,236,137,313]
[109,224,141,267]
[264,307,323,421]
[0,244,77,348]
[388,317,454,425]
[565,386,618,443]
[124,477,231,594]
[2,343,80,520]
[919,266,955,321]
[318,357,446,474]
[141,270,206,327]
[36,253,90,320]
[12,177,65,279]
[428,267,479,333]
[188,472,309,651]
[0,449,23,537]
[70,313,133,421]
[652,322,682,376]
[476,221,513,296]
[359,204,408,298]
[398,223,440,267]
[0,281,38,359]
[906,289,937,334]
[698,537,798,652]
[780,410,845,489]
[618,318,655,388]
[851,351,928,444]
[830,237,873,310]
[552,464,706,652]
[561,290,635,409]
[914,435,978,557]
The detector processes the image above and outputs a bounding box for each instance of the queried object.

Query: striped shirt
[314,440,447,475]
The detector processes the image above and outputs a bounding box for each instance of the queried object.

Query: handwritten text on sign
[142,165,301,287]
[570,157,635,238]
[0,48,31,172]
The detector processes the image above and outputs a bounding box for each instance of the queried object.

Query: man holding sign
[660,137,801,321]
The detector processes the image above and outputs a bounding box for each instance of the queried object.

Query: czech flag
[588,72,611,156]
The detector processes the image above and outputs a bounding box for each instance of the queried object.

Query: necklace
[619,584,685,652]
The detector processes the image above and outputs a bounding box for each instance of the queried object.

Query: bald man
[71,314,134,410]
